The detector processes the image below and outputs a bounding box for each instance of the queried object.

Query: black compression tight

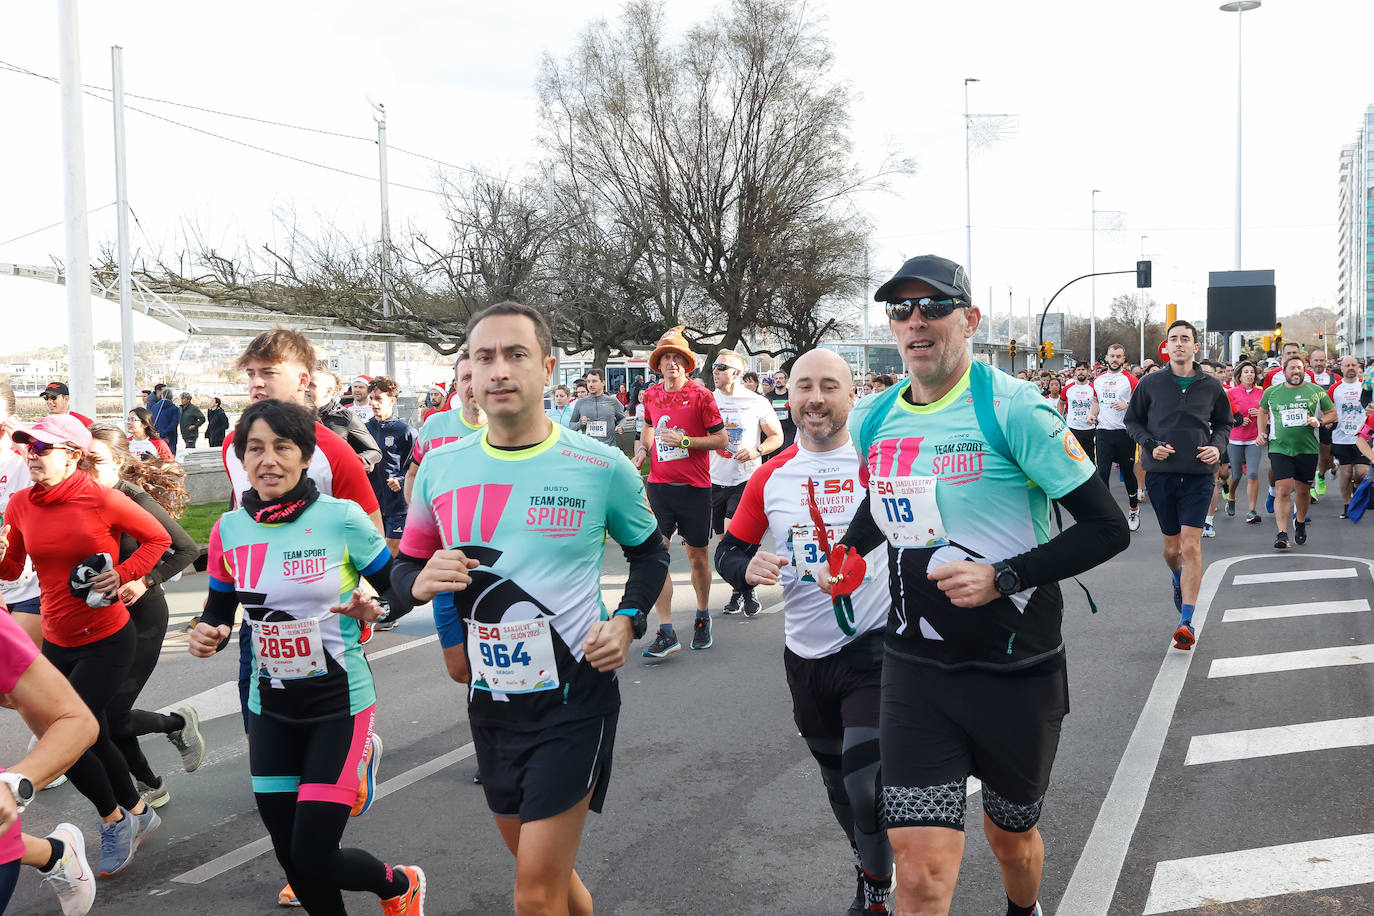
[107,592,179,785]
[806,726,891,881]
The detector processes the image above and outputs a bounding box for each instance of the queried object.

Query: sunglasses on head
[884,296,970,322]
[25,441,75,457]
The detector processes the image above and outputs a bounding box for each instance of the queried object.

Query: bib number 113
[880,496,914,523]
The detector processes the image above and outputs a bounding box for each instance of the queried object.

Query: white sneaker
[40,823,96,916]
[1127,508,1141,531]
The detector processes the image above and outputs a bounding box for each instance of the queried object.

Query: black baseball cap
[41,381,70,399]
[874,255,973,303]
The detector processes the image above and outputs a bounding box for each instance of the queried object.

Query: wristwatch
[0,773,34,812]
[991,561,1022,597]
[681,436,692,449]
[614,607,650,639]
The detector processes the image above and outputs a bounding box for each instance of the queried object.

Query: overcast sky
[2,0,1371,356]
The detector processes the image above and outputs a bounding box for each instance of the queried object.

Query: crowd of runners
[2,251,1373,916]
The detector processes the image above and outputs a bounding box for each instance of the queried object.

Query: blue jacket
[151,400,181,442]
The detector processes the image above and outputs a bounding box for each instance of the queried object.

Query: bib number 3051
[467,618,560,695]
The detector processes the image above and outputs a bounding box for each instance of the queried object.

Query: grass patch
[179,501,230,546]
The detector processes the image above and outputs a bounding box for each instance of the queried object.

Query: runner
[1061,364,1099,462]
[391,301,668,916]
[0,381,42,649]
[764,368,797,459]
[1124,320,1233,650]
[1329,355,1371,518]
[831,255,1128,916]
[1092,343,1142,531]
[1309,348,1335,497]
[125,408,174,462]
[1226,361,1265,523]
[569,370,626,448]
[190,400,425,916]
[714,347,892,916]
[709,349,783,618]
[86,426,204,809]
[546,385,577,428]
[311,370,382,473]
[1257,356,1335,548]
[404,351,486,502]
[1199,363,1229,538]
[364,376,417,558]
[0,415,172,877]
[633,326,727,656]
[0,608,98,916]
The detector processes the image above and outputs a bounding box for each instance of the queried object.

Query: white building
[1336,107,1374,356]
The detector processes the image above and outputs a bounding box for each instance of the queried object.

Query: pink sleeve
[0,610,39,693]
[206,520,233,586]
[397,491,444,557]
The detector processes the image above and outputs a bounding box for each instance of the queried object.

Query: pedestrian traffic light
[1009,339,1018,359]
[1136,260,1152,289]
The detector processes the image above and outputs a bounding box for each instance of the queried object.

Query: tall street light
[1091,189,1100,364]
[1221,0,1260,363]
[964,77,979,280]
[1139,234,1150,364]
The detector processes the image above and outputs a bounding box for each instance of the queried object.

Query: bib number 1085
[477,641,532,667]
[880,496,914,523]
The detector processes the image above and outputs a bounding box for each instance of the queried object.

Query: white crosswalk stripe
[1220,596,1368,623]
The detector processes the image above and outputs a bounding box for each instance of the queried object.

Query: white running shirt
[1092,370,1137,431]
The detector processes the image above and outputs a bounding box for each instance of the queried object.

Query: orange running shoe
[380,865,425,916]
[1171,622,1196,651]
[278,883,301,907]
[351,733,383,817]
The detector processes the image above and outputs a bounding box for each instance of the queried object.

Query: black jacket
[317,401,382,472]
[1124,364,1233,475]
[205,407,229,447]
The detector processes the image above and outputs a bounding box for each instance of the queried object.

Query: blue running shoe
[643,628,680,658]
[1266,491,1275,514]
[691,615,713,650]
[97,808,140,877]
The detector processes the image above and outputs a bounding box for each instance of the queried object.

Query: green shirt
[1259,382,1333,456]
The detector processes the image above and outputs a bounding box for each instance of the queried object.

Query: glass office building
[1337,107,1374,356]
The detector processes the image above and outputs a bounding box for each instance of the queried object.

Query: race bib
[790,523,850,583]
[870,476,948,548]
[654,419,688,462]
[1280,407,1309,428]
[252,617,327,680]
[587,420,608,439]
[1339,407,1363,436]
[467,618,559,694]
[1069,402,1090,425]
[774,405,789,422]
[722,422,744,457]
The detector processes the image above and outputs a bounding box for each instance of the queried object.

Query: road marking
[1221,598,1368,623]
[1142,832,1374,914]
[366,634,438,661]
[1059,554,1374,915]
[1231,566,1358,586]
[1209,643,1374,678]
[1185,715,1374,765]
[171,742,476,885]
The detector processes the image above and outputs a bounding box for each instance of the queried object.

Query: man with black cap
[40,382,92,427]
[633,326,728,658]
[823,255,1128,916]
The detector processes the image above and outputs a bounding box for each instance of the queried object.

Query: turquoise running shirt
[208,496,389,723]
[849,362,1095,670]
[400,423,659,728]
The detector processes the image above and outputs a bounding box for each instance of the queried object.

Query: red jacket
[0,471,171,647]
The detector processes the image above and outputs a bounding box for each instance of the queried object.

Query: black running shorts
[1269,451,1318,485]
[1332,443,1371,467]
[473,710,618,822]
[783,629,883,740]
[646,482,712,548]
[710,482,748,536]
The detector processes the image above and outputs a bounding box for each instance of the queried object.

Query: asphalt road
[4,484,1373,915]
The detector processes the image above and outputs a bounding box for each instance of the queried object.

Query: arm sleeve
[200,588,240,633]
[105,489,175,584]
[202,520,241,631]
[128,489,200,586]
[714,469,772,590]
[700,389,726,434]
[616,531,669,614]
[714,532,759,592]
[1003,472,1129,590]
[1005,387,1095,499]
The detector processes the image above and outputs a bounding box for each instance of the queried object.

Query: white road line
[1209,643,1374,678]
[171,742,476,885]
[1222,598,1369,623]
[1142,833,1374,914]
[366,634,438,660]
[1185,715,1374,766]
[1231,567,1358,586]
[1058,553,1374,916]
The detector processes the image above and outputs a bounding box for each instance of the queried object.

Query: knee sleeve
[982,785,1044,834]
[881,779,967,831]
[805,737,854,840]
[842,728,890,877]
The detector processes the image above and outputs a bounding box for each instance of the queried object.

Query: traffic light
[1044,341,1054,359]
[1009,339,1018,359]
[1136,260,1152,289]
[1261,335,1273,352]
[1273,321,1282,349]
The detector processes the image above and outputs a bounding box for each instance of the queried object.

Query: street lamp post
[964,77,979,280]
[1091,189,1100,365]
[1139,235,1149,364]
[1221,0,1260,364]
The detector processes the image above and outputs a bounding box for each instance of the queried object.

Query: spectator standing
[149,389,181,456]
[205,398,229,448]
[177,393,205,450]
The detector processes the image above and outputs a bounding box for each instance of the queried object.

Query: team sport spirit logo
[226,543,269,591]
[430,484,512,546]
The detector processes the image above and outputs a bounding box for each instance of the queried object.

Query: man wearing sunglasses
[828,254,1129,916]
[40,382,92,428]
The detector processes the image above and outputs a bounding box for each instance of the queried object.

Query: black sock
[1006,897,1038,916]
[41,839,65,872]
[381,863,410,898]
[170,712,186,732]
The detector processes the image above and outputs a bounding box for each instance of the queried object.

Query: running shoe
[1316,475,1327,496]
[133,803,161,845]
[1294,521,1308,546]
[278,884,302,907]
[1172,579,1183,613]
[167,706,205,773]
[137,778,169,809]
[380,865,426,916]
[691,615,713,650]
[722,590,744,615]
[1274,531,1289,550]
[1266,491,1275,513]
[1127,509,1140,532]
[1226,498,1235,517]
[1244,510,1261,524]
[1340,503,1349,520]
[374,619,399,632]
[352,733,383,817]
[40,823,95,916]
[1310,493,1320,505]
[96,808,141,877]
[44,773,68,789]
[1171,622,1196,651]
[847,864,892,915]
[741,589,761,618]
[642,628,680,658]
[1202,523,1216,538]
[359,620,375,644]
